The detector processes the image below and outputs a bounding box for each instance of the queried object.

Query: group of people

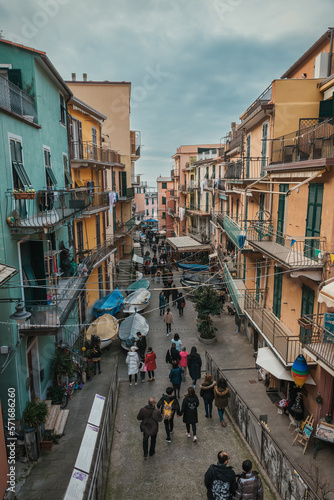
[160,288,186,326]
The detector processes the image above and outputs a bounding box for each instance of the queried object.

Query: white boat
[123,288,151,313]
[86,314,119,349]
[119,312,149,350]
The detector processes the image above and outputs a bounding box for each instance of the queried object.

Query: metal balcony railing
[244,290,314,366]
[70,141,123,165]
[0,74,37,123]
[225,157,267,180]
[242,84,272,121]
[6,189,91,230]
[186,180,199,191]
[116,187,135,200]
[115,216,136,234]
[86,191,110,211]
[300,314,334,372]
[271,119,334,165]
[187,226,211,243]
[246,221,326,268]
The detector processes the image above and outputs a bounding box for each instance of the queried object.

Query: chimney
[71,73,76,81]
[83,73,87,82]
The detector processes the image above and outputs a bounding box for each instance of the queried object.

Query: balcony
[6,189,91,232]
[246,221,326,270]
[0,74,37,123]
[300,314,334,374]
[241,84,272,122]
[223,264,245,314]
[70,141,123,167]
[215,212,246,249]
[130,131,141,159]
[116,187,135,201]
[204,179,214,189]
[179,184,186,192]
[186,204,210,216]
[85,191,110,213]
[188,226,211,243]
[270,119,334,167]
[186,180,199,192]
[244,290,315,367]
[225,157,267,181]
[115,216,136,234]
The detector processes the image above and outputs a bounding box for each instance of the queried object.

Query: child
[179,346,189,377]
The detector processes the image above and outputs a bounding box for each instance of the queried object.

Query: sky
[1,0,332,184]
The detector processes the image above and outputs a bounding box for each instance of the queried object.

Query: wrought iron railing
[244,290,314,366]
[6,189,91,229]
[186,180,199,191]
[242,83,272,120]
[0,74,37,122]
[271,119,334,164]
[246,220,326,267]
[225,157,267,180]
[300,314,334,372]
[70,141,123,165]
[116,187,135,200]
[86,191,110,211]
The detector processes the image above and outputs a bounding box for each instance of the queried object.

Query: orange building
[156,176,173,236]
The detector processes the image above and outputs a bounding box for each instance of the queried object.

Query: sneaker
[141,380,144,383]
[166,438,171,443]
[193,436,197,442]
[205,415,209,418]
[221,421,226,427]
[186,433,191,438]
[129,383,132,386]
[135,382,137,386]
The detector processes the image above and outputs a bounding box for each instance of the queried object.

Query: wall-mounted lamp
[10,301,31,325]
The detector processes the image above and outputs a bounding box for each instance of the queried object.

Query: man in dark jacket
[205,451,237,500]
[137,398,162,458]
[136,332,147,360]
[232,460,263,500]
[166,343,181,366]
[157,387,180,443]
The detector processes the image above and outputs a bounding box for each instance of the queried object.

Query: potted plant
[51,349,74,386]
[13,188,36,200]
[41,432,59,451]
[23,400,49,461]
[297,317,313,330]
[192,286,223,344]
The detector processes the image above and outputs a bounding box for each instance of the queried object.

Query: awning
[318,279,334,308]
[256,347,316,384]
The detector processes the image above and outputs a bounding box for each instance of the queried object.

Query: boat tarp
[177,262,210,271]
[182,272,222,286]
[87,314,119,341]
[123,288,151,306]
[119,313,149,347]
[126,278,150,293]
[93,288,124,318]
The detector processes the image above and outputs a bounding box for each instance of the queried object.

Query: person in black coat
[171,284,178,306]
[166,343,181,366]
[187,346,202,387]
[200,374,216,418]
[181,386,199,442]
[135,332,147,360]
[157,387,181,443]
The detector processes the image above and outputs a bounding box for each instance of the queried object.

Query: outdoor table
[313,419,334,458]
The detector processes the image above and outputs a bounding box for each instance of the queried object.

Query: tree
[192,286,223,339]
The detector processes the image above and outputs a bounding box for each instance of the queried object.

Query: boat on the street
[177,262,209,272]
[123,288,151,313]
[93,288,124,318]
[119,312,149,350]
[180,272,224,290]
[126,278,150,295]
[86,314,119,349]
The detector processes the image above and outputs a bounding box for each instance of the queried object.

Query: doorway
[26,337,41,401]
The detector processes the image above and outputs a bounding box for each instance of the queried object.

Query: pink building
[134,184,158,222]
[156,176,173,236]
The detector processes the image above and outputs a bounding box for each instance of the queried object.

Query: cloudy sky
[1,0,332,184]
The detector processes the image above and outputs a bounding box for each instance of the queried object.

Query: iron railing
[0,74,37,123]
[244,290,314,366]
[225,157,267,180]
[115,187,135,200]
[271,119,334,164]
[6,189,91,230]
[187,226,211,243]
[242,83,272,120]
[186,180,199,191]
[86,191,110,211]
[246,220,326,268]
[301,314,334,372]
[70,141,123,165]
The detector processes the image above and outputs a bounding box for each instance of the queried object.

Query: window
[59,93,66,125]
[162,212,166,219]
[152,198,154,205]
[63,154,72,188]
[9,138,31,189]
[261,122,268,173]
[206,192,209,213]
[91,127,97,160]
[112,171,116,191]
[146,198,149,205]
[162,196,166,205]
[162,182,167,189]
[137,188,140,194]
[246,133,251,177]
[152,208,154,215]
[146,209,149,216]
[44,148,58,188]
[212,165,216,179]
[273,267,283,319]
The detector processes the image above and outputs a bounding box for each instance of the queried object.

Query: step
[45,404,61,432]
[54,409,70,436]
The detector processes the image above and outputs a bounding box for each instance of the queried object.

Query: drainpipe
[328,27,334,77]
[262,177,273,309]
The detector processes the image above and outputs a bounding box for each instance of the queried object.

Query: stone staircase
[44,400,69,436]
[117,259,133,292]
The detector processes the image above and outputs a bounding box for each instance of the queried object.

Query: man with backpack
[157,387,181,443]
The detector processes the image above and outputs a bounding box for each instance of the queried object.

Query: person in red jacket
[145,347,157,382]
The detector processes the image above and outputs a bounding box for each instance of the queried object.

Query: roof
[66,80,131,85]
[156,177,172,182]
[0,263,18,287]
[69,96,107,121]
[0,39,46,55]
[166,236,212,252]
[281,30,330,79]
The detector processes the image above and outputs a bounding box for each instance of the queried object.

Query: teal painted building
[0,40,90,422]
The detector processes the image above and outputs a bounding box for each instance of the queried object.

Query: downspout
[262,175,273,308]
[328,27,334,77]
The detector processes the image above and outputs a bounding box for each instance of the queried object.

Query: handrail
[0,74,37,122]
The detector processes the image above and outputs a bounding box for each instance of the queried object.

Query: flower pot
[198,335,217,345]
[325,415,332,424]
[297,318,312,330]
[13,192,36,200]
[40,440,53,451]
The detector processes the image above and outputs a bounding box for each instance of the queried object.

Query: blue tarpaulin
[177,262,210,272]
[94,288,124,318]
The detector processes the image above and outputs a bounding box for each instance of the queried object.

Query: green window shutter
[273,267,283,319]
[305,183,323,259]
[246,134,251,177]
[8,69,22,89]
[122,171,127,197]
[112,171,116,190]
[300,285,315,342]
[162,196,166,205]
[146,198,148,205]
[162,212,166,219]
[197,192,200,210]
[206,192,209,212]
[12,161,32,188]
[261,122,268,173]
[276,184,289,244]
[319,100,333,119]
[46,167,58,186]
[162,182,167,189]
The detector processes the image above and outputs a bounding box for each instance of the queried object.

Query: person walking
[145,347,157,382]
[169,360,184,398]
[91,337,102,375]
[179,346,189,377]
[214,378,230,427]
[159,291,166,316]
[166,343,181,366]
[126,346,140,386]
[232,460,263,500]
[204,451,237,500]
[235,313,241,334]
[171,332,182,352]
[164,308,174,336]
[157,387,181,443]
[187,346,202,387]
[171,284,178,306]
[151,264,157,282]
[137,397,162,458]
[177,292,186,316]
[136,332,147,360]
[152,243,157,258]
[164,286,171,305]
[180,386,199,442]
[200,374,216,418]
[156,268,162,284]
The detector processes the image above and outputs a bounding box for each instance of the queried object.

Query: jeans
[218,408,225,422]
[148,370,155,379]
[129,374,137,383]
[192,378,198,387]
[164,416,174,439]
[143,433,157,456]
[204,400,213,417]
[93,360,101,374]
[186,423,196,436]
[172,383,181,398]
[166,323,171,334]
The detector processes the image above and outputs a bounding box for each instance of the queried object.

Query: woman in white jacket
[126,346,140,386]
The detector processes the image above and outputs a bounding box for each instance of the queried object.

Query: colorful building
[156,176,173,236]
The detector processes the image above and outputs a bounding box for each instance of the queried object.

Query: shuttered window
[162,182,167,189]
[162,196,166,205]
[44,149,58,188]
[10,138,31,189]
[261,122,268,173]
[276,184,289,244]
[273,267,283,319]
[304,183,323,259]
[300,285,315,342]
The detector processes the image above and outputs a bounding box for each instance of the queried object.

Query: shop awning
[318,280,334,308]
[256,347,316,384]
[0,263,18,287]
[166,236,212,252]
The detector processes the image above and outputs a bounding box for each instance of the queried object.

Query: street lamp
[10,301,31,325]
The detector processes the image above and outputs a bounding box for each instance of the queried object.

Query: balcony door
[246,134,251,178]
[276,184,289,245]
[77,221,84,253]
[96,215,101,247]
[304,183,323,260]
[261,121,268,175]
[255,260,261,302]
[300,285,315,342]
[273,267,283,319]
